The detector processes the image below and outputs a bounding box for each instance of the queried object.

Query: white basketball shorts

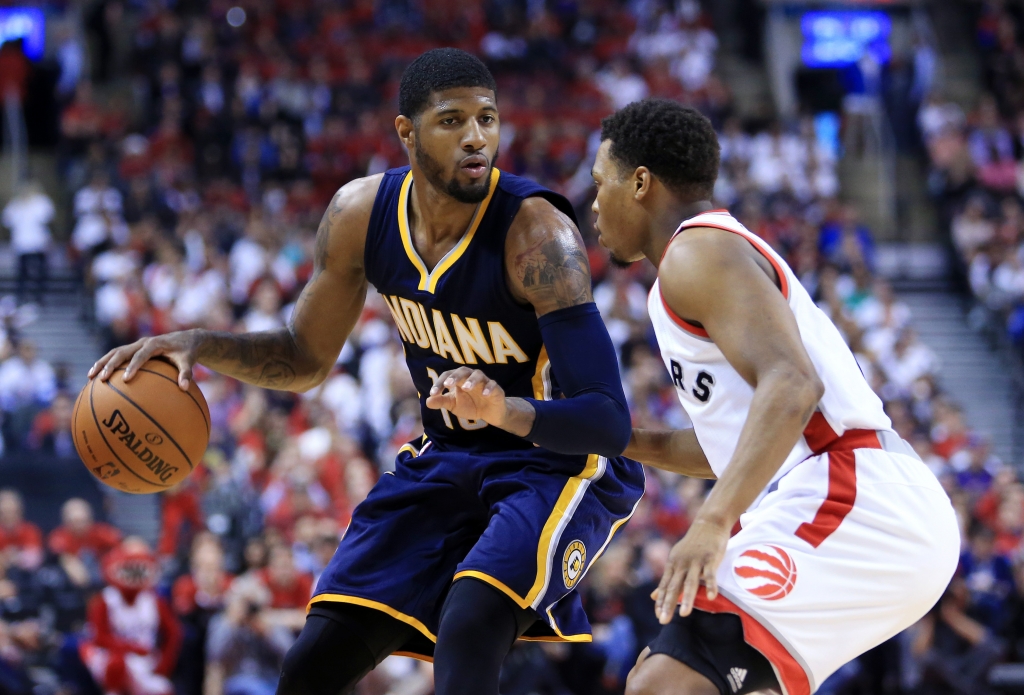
[691,427,960,695]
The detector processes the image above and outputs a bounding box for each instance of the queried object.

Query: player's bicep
[290,265,368,371]
[661,238,816,390]
[289,180,375,374]
[506,197,593,316]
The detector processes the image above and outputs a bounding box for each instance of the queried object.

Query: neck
[408,176,479,245]
[643,199,715,267]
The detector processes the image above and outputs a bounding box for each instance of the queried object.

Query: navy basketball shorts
[311,440,645,660]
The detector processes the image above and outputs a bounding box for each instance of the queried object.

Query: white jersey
[648,210,890,485]
[644,210,959,694]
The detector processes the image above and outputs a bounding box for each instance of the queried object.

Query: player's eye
[441,117,458,126]
[480,115,495,124]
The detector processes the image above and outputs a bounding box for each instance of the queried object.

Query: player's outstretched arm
[425,197,632,458]
[624,428,715,479]
[89,176,379,392]
[653,230,824,624]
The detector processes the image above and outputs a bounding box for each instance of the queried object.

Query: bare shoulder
[315,173,386,273]
[658,227,765,320]
[505,196,593,314]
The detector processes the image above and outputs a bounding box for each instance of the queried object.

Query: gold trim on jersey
[450,454,603,613]
[524,454,603,607]
[452,570,529,608]
[450,570,594,643]
[531,346,551,400]
[397,168,501,294]
[307,594,437,642]
[392,651,434,663]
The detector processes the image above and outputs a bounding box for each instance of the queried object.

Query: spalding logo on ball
[73,358,210,494]
[733,545,797,600]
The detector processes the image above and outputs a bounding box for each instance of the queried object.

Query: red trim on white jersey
[658,215,791,341]
[658,291,710,338]
[680,221,790,299]
[693,588,811,695]
[794,413,882,548]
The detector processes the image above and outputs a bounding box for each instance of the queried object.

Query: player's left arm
[653,230,824,624]
[425,197,632,458]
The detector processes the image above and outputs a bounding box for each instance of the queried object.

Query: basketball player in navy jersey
[90,48,644,695]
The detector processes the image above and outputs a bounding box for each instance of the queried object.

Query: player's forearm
[494,397,536,437]
[624,429,716,478]
[696,371,823,528]
[192,328,327,392]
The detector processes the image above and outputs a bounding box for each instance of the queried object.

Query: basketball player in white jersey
[591,99,960,695]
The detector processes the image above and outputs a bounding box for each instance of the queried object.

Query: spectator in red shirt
[256,545,312,611]
[0,41,29,102]
[48,497,122,560]
[172,534,233,695]
[157,482,204,563]
[172,534,232,617]
[0,489,42,570]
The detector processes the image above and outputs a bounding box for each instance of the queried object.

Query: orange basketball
[73,358,210,494]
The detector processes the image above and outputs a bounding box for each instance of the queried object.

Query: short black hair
[600,99,720,199]
[399,48,497,118]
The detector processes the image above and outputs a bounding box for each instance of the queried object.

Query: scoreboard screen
[801,11,891,68]
[0,7,45,61]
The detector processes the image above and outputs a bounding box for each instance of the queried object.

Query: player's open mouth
[460,156,488,178]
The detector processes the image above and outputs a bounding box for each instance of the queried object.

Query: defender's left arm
[425,197,631,457]
[653,231,824,624]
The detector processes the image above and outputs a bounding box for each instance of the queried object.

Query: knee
[625,654,719,695]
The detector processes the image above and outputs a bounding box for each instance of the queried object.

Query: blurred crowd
[0,0,1017,694]
[922,1,1024,350]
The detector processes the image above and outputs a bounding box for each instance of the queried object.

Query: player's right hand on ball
[89,330,202,391]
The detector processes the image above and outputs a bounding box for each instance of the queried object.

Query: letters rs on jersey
[364,167,579,453]
[669,359,715,404]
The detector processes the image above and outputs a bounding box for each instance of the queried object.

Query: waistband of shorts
[809,425,921,462]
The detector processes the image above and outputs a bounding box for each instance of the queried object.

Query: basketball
[72,358,210,494]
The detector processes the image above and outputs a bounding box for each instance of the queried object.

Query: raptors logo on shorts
[733,545,797,601]
[562,541,586,589]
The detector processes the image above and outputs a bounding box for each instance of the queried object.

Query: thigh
[699,450,959,695]
[277,605,416,695]
[312,447,486,652]
[458,455,640,608]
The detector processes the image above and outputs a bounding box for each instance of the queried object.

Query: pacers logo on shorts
[733,545,797,601]
[562,540,587,589]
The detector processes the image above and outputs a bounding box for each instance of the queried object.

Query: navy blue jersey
[364,166,576,454]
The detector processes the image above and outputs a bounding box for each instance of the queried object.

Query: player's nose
[462,120,487,150]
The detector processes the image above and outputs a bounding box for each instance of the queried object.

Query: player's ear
[633,166,653,201]
[395,115,415,150]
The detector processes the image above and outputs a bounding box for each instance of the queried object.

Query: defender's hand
[89,330,202,391]
[652,517,729,624]
[426,367,507,426]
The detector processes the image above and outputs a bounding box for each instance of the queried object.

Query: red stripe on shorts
[693,587,811,695]
[794,413,881,548]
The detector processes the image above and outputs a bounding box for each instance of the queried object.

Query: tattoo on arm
[195,192,350,390]
[197,331,300,389]
[514,237,593,310]
[290,193,340,323]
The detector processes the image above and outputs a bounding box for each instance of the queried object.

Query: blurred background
[0,0,1020,693]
